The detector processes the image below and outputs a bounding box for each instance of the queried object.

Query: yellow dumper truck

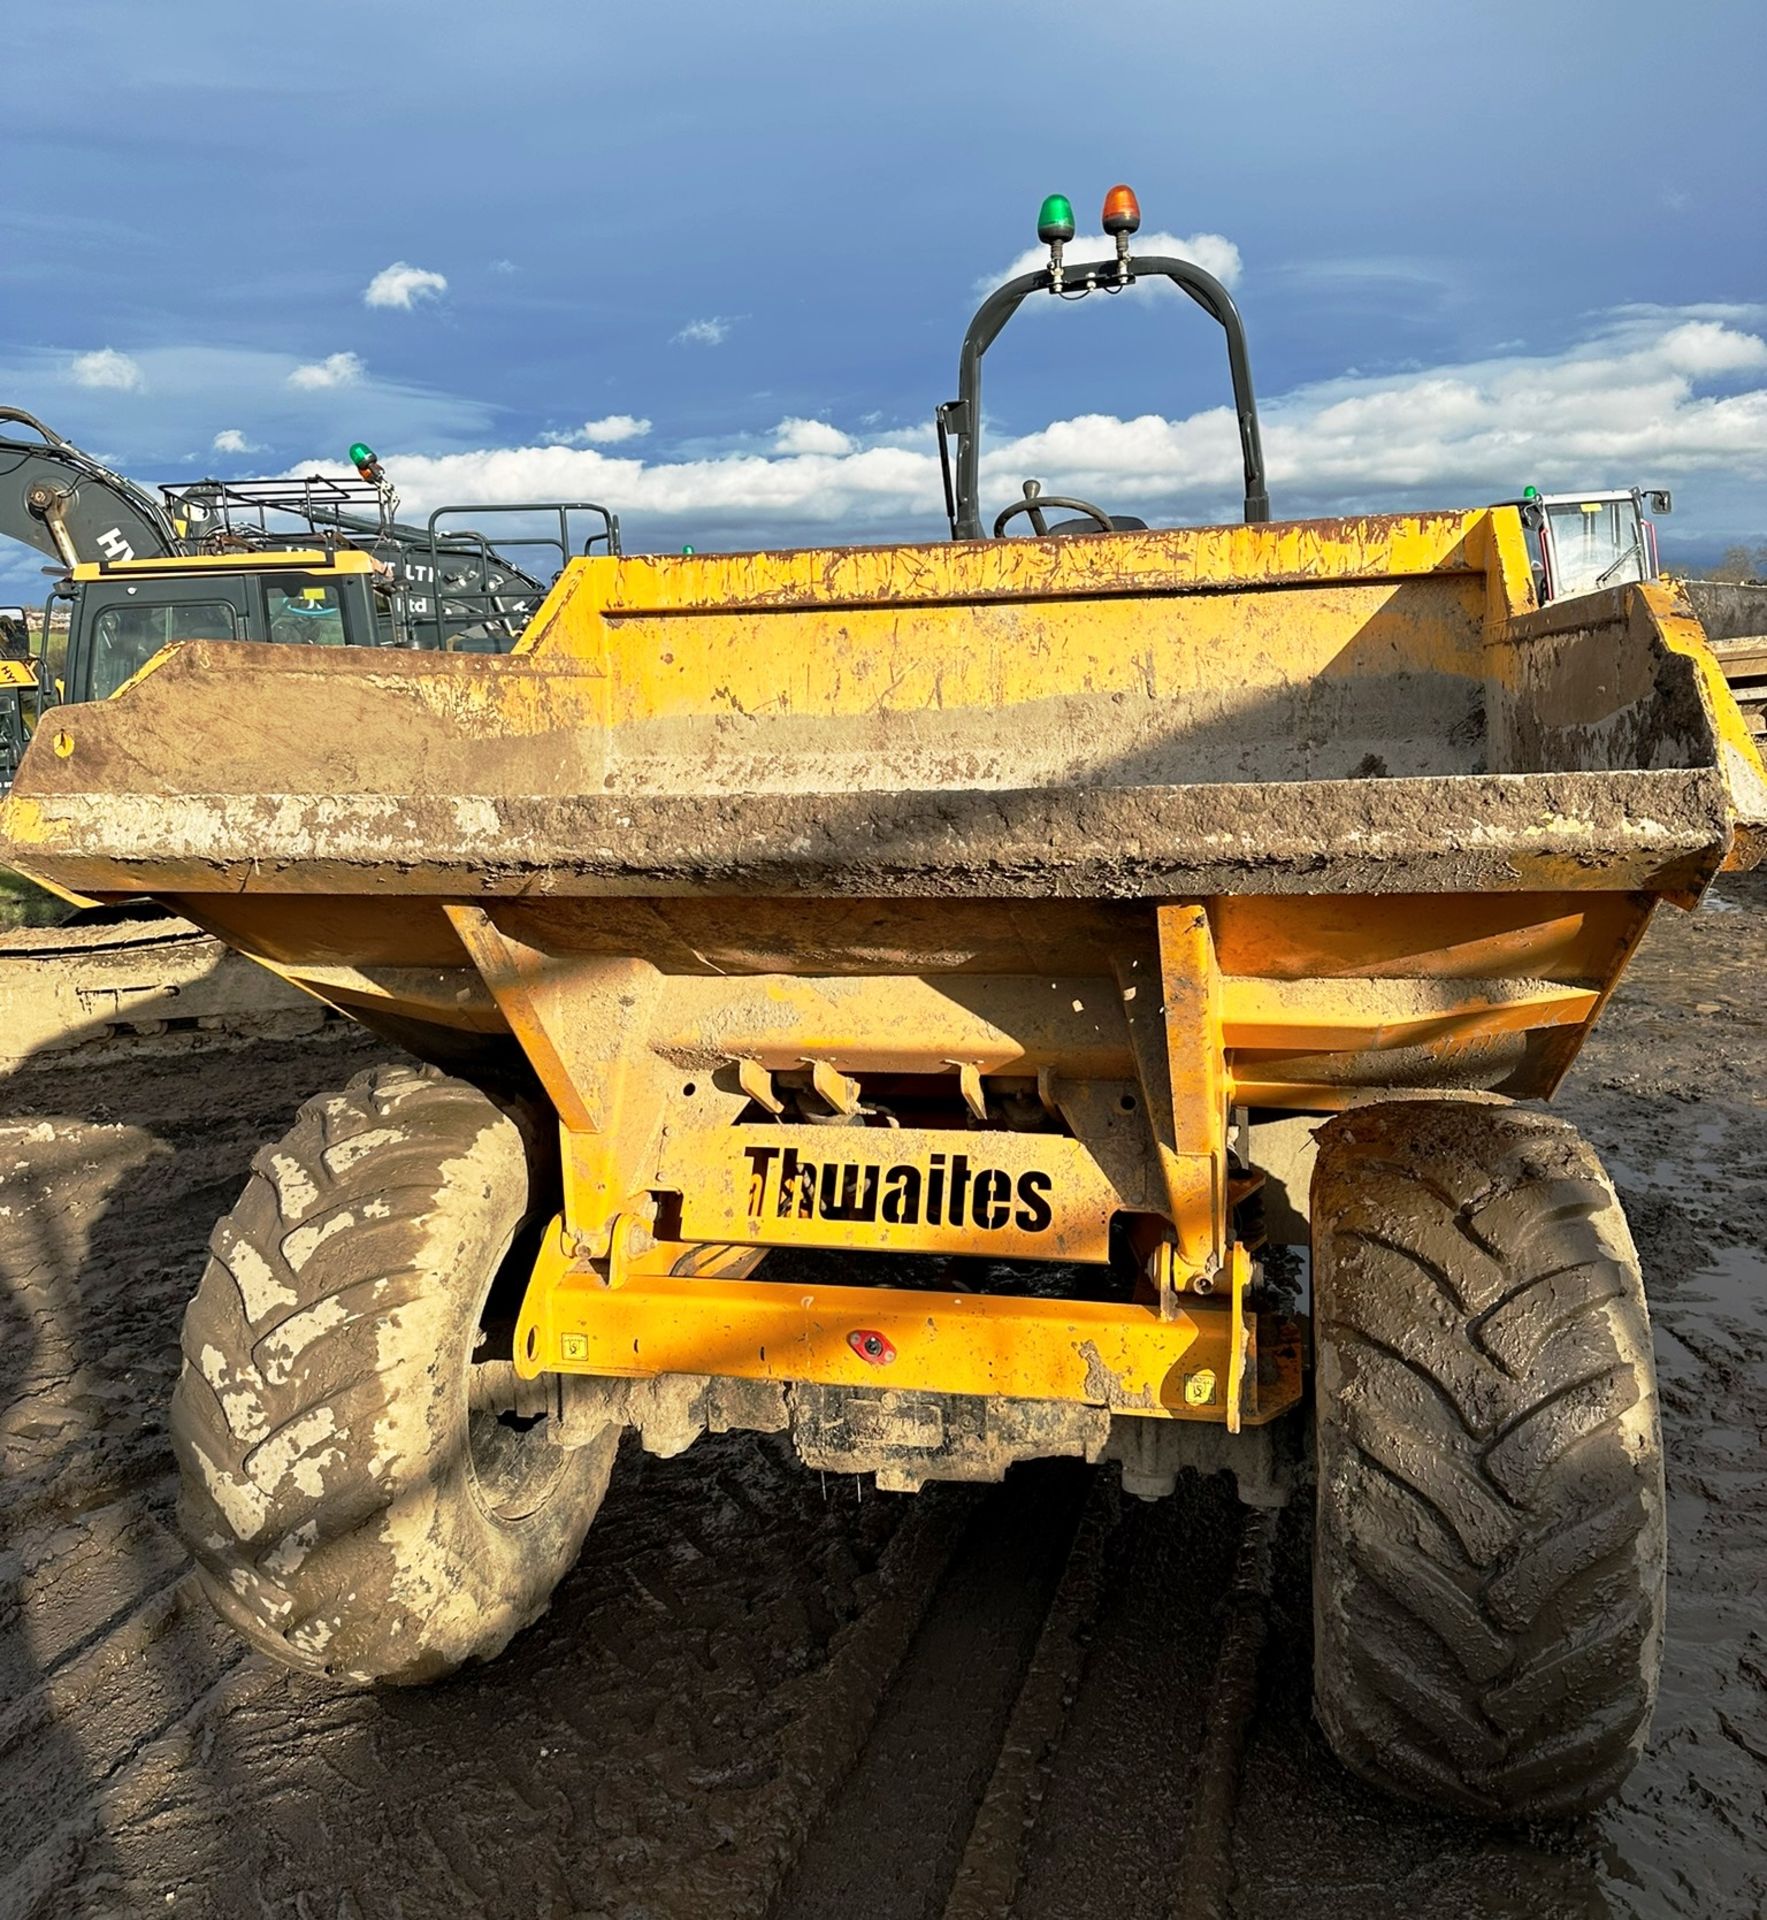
[3,188,1762,1821]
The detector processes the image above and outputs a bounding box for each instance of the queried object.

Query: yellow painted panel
[69,549,375,579]
[556,512,1492,617]
[542,1272,1199,1409]
[658,1124,1119,1264]
[1211,891,1636,983]
[506,512,1505,747]
[529,1269,1297,1420]
[578,581,1485,727]
[514,1240,1300,1424]
[1221,978,1599,1053]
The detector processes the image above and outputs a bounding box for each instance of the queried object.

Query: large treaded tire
[171,1063,617,1685]
[1309,1099,1665,1818]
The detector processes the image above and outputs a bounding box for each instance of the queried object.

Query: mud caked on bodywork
[6,511,1760,1433]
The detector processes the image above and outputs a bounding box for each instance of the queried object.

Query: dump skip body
[5,501,1759,1413]
[5,507,1759,1098]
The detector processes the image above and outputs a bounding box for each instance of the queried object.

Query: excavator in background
[0,408,624,1038]
[1511,483,1765,741]
[0,406,622,784]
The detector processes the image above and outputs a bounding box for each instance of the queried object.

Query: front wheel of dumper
[170,1063,618,1685]
[1309,1099,1665,1818]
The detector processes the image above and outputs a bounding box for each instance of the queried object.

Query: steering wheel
[992,477,1115,538]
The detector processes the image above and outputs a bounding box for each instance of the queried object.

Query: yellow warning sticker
[1183,1368,1218,1407]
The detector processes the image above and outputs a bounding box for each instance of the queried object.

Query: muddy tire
[1309,1099,1664,1818]
[171,1063,617,1684]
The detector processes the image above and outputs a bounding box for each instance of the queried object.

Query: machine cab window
[1516,488,1668,605]
[68,565,382,704]
[88,598,242,699]
[1543,499,1647,596]
[265,574,351,647]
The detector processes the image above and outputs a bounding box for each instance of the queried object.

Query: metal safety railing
[421,502,622,652]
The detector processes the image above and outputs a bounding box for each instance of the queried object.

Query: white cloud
[211,428,263,455]
[547,413,653,446]
[70,347,144,391]
[981,230,1243,297]
[673,316,732,347]
[774,418,853,456]
[1,341,500,487]
[364,262,448,310]
[325,307,1767,546]
[489,258,518,275]
[288,351,365,391]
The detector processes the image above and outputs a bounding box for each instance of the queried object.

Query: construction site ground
[2,874,1763,1920]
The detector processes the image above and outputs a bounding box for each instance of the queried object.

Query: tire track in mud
[3,1601,266,1920]
[771,1461,1096,1920]
[941,1472,1119,1920]
[770,1462,1273,1920]
[0,1030,386,1918]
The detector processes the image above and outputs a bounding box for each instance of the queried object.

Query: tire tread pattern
[1310,1100,1665,1818]
[171,1063,613,1685]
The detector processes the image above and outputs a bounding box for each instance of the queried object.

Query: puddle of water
[1585,1236,1767,1919]
[1673,1238,1767,1306]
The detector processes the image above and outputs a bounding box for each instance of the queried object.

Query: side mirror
[1646,490,1672,515]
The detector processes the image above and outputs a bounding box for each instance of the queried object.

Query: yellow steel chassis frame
[438,872,1656,1432]
[452,899,1332,1432]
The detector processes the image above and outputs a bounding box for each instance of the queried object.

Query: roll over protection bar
[937,255,1270,540]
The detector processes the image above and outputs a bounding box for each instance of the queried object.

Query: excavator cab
[61,551,386,703]
[935,185,1269,540]
[1,410,624,797]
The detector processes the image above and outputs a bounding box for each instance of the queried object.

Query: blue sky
[3,0,1763,585]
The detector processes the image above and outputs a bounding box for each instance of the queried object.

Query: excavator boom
[0,408,178,568]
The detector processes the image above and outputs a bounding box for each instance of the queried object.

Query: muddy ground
[1,877,1763,1920]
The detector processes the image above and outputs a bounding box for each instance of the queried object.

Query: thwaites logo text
[742,1144,1055,1234]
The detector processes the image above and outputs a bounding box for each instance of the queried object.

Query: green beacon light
[349,441,385,484]
[1522,485,1540,500]
[1037,192,1075,291]
[1037,193,1076,245]
[1038,193,1076,292]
